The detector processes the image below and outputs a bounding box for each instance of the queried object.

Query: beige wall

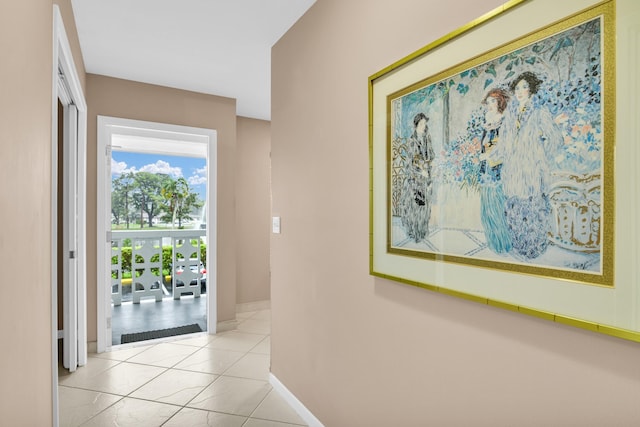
[0,1,84,425]
[0,2,52,424]
[271,0,640,425]
[85,75,238,340]
[236,117,271,304]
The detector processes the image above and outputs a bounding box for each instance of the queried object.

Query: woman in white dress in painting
[488,71,563,259]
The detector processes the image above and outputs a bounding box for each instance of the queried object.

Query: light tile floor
[58,309,307,427]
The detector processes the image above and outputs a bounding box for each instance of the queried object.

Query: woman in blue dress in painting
[488,71,563,259]
[401,112,435,242]
[478,88,512,254]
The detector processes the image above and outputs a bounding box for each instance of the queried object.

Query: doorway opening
[97,117,217,352]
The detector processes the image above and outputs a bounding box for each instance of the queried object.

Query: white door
[62,103,78,371]
[105,142,113,344]
[97,123,125,352]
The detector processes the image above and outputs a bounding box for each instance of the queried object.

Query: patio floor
[111,295,207,346]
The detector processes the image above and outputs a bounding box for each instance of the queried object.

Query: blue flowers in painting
[434,19,603,190]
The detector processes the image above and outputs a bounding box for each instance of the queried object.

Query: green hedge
[112,243,206,278]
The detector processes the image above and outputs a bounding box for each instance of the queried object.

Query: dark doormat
[121,323,203,344]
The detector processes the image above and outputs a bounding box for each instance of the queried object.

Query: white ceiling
[71,0,316,120]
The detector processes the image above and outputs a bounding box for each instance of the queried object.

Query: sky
[111,151,207,200]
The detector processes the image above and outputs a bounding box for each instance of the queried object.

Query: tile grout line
[61,309,279,426]
[69,343,198,425]
[164,327,269,422]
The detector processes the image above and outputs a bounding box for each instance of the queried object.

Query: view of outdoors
[111,151,207,230]
[110,151,208,308]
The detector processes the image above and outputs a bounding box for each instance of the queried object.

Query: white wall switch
[272,216,281,234]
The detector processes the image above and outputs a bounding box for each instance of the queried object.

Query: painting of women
[490,71,563,259]
[478,88,512,254]
[400,113,435,242]
[387,13,608,282]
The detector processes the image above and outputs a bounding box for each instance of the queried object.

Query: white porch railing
[111,229,206,305]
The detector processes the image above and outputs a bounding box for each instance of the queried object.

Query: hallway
[58,307,306,426]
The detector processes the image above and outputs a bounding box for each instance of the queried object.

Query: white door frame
[96,116,217,353]
[52,5,88,426]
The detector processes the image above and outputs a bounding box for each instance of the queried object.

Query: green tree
[161,177,188,228]
[176,190,203,228]
[111,171,135,228]
[160,177,203,228]
[131,172,166,228]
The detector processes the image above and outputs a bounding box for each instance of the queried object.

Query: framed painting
[370,0,640,342]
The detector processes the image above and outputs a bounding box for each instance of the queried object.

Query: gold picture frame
[369,0,640,342]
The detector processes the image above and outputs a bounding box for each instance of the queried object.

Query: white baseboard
[269,373,324,427]
[236,299,271,313]
[216,319,239,332]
